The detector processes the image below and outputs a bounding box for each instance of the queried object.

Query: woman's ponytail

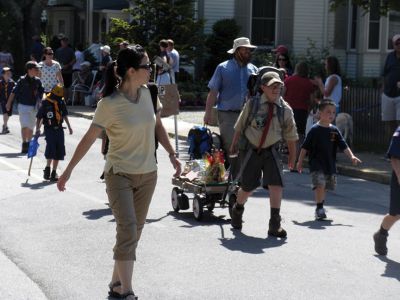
[103,61,119,97]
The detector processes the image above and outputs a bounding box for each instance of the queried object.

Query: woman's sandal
[108,281,122,298]
[120,292,138,300]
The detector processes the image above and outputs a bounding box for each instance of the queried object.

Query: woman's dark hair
[42,47,53,61]
[103,44,146,97]
[159,39,168,48]
[274,52,293,71]
[325,56,341,76]
[294,61,309,78]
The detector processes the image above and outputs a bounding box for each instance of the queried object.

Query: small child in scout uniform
[0,67,15,133]
[36,85,73,181]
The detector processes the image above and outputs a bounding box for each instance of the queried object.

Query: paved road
[0,116,399,299]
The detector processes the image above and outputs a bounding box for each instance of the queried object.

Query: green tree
[0,0,47,75]
[107,0,205,66]
[330,0,400,15]
[203,19,240,79]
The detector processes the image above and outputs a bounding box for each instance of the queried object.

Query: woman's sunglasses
[46,52,54,55]
[138,63,152,70]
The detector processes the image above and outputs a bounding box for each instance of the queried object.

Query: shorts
[105,169,157,261]
[62,72,73,88]
[311,171,337,190]
[0,101,12,116]
[44,127,66,160]
[381,93,400,121]
[240,147,283,192]
[389,171,400,216]
[18,104,36,130]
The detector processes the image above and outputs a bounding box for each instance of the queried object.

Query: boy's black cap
[25,61,41,70]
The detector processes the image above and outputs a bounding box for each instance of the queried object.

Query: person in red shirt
[284,61,316,140]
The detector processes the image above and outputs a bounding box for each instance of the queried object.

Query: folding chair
[71,70,98,106]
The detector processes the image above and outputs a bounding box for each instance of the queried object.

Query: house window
[368,0,380,49]
[251,0,276,46]
[350,3,358,49]
[388,12,400,49]
[58,20,65,35]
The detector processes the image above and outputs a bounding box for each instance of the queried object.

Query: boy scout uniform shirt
[36,97,68,128]
[234,94,298,148]
[92,85,162,175]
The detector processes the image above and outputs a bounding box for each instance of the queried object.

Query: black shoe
[268,215,287,238]
[373,230,388,255]
[2,125,9,134]
[43,167,51,180]
[231,203,244,229]
[21,142,29,154]
[50,170,58,182]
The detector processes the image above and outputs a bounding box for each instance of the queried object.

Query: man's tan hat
[227,37,257,54]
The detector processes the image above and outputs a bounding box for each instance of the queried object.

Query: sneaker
[373,230,388,256]
[21,142,29,154]
[231,203,244,229]
[315,207,327,220]
[268,215,287,238]
[50,170,59,182]
[2,125,9,134]
[43,166,51,180]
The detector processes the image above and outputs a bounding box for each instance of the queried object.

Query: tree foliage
[107,0,205,65]
[0,0,46,75]
[330,0,400,15]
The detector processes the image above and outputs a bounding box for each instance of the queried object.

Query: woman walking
[39,47,64,93]
[57,45,181,299]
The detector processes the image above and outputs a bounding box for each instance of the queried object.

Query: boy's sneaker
[50,170,59,182]
[21,142,29,154]
[268,215,287,238]
[2,125,9,134]
[315,207,327,220]
[373,230,388,256]
[43,167,51,180]
[231,203,244,229]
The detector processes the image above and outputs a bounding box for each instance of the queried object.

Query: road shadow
[146,213,171,224]
[82,207,114,222]
[219,227,286,254]
[0,152,24,158]
[168,210,230,228]
[21,180,55,190]
[292,219,354,230]
[375,255,400,281]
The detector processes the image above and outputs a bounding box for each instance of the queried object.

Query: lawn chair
[71,70,98,106]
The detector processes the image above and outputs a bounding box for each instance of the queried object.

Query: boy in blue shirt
[373,126,400,255]
[36,85,72,181]
[297,100,361,219]
[0,67,15,134]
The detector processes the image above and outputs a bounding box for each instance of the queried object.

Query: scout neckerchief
[257,102,274,154]
[46,98,62,125]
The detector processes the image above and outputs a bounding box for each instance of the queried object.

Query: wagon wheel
[171,187,182,212]
[228,193,237,218]
[193,195,204,221]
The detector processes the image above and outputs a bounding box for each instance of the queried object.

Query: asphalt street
[0,115,399,300]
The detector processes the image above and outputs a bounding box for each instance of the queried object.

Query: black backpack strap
[147,83,158,114]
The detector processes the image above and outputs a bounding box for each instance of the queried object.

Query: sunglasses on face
[46,52,54,55]
[278,58,287,61]
[138,63,151,70]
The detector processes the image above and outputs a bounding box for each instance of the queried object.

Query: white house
[196,0,400,78]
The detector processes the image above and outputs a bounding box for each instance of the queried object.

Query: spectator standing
[284,61,316,146]
[315,56,342,114]
[373,125,400,256]
[72,43,85,73]
[381,34,400,131]
[39,47,64,93]
[99,45,112,82]
[203,37,258,177]
[6,61,44,153]
[30,35,45,62]
[156,39,172,85]
[0,47,14,74]
[274,51,293,78]
[57,45,181,299]
[167,39,179,83]
[0,67,15,134]
[55,37,76,103]
[229,71,298,237]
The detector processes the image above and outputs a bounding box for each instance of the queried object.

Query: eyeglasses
[138,63,151,70]
[46,52,54,55]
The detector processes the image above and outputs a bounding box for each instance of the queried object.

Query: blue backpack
[187,126,213,159]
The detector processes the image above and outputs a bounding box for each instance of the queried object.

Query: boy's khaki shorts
[105,169,157,261]
[311,171,336,190]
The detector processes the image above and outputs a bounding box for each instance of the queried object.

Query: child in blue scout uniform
[0,67,15,134]
[373,126,400,255]
[36,85,73,181]
[297,100,361,220]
